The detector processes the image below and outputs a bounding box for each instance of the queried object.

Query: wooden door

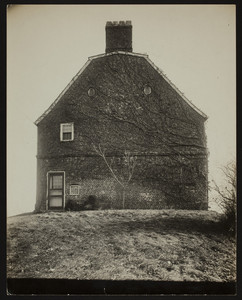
[48,173,64,209]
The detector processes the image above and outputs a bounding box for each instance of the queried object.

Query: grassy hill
[7,210,236,282]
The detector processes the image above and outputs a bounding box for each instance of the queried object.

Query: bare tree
[93,144,137,208]
[212,160,236,232]
[76,56,208,207]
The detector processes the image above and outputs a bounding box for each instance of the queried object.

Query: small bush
[213,161,236,235]
[83,195,97,210]
[65,199,84,211]
[217,195,236,235]
[66,196,100,211]
[218,211,236,235]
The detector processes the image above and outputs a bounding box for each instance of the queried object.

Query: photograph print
[7,4,236,295]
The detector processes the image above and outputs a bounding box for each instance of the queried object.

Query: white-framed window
[144,85,152,95]
[70,185,79,195]
[88,87,95,97]
[60,123,74,141]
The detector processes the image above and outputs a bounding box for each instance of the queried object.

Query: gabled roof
[34,51,208,125]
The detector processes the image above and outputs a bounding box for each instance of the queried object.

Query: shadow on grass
[102,216,234,237]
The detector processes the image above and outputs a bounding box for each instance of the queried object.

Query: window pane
[144,85,152,95]
[52,175,62,189]
[50,176,53,189]
[88,88,95,97]
[70,185,79,195]
[62,124,72,132]
[63,132,72,140]
[61,123,73,141]
[49,197,62,207]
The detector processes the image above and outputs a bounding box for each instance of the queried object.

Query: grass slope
[7,210,236,281]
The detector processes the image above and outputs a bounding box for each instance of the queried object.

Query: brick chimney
[105,21,132,53]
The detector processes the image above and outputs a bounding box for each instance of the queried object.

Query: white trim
[60,122,74,141]
[35,51,207,125]
[144,56,208,119]
[46,171,66,210]
[70,184,80,195]
[87,51,148,60]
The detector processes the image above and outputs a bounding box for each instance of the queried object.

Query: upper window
[88,87,95,97]
[60,123,74,141]
[144,85,152,95]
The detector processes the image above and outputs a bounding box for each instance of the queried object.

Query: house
[35,21,208,212]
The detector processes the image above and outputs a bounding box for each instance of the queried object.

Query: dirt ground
[7,210,236,281]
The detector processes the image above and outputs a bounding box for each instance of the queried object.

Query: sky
[7,5,236,216]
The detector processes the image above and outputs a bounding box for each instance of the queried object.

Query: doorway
[48,172,64,210]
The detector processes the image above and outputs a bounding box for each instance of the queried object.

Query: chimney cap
[106,20,132,27]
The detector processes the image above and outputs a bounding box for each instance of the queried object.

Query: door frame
[47,171,65,210]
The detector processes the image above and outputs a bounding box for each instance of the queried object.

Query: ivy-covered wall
[36,154,208,211]
[36,53,208,211]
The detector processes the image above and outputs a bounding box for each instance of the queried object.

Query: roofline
[34,59,91,125]
[88,51,149,60]
[144,56,208,119]
[35,51,207,125]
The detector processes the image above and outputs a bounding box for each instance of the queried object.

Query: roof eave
[34,59,92,125]
[143,56,208,120]
[35,51,207,125]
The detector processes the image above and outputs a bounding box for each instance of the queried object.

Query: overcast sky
[7,5,236,216]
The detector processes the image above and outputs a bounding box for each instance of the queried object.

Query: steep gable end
[34,51,207,126]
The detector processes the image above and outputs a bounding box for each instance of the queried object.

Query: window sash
[70,185,79,195]
[62,124,72,132]
[63,132,72,140]
[60,123,74,141]
[50,175,63,189]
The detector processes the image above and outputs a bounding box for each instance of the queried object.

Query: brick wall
[36,154,208,211]
[36,53,208,211]
[105,21,132,53]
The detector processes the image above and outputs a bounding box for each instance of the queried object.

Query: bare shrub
[212,161,236,234]
[93,144,137,209]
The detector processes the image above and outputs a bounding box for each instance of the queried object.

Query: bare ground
[7,210,236,281]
